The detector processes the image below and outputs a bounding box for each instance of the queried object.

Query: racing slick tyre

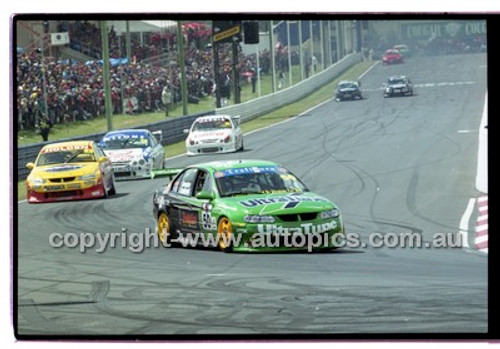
[158,212,174,247]
[240,139,244,152]
[217,217,234,253]
[102,178,109,199]
[108,175,116,196]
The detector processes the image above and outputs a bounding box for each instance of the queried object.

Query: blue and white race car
[98,129,165,180]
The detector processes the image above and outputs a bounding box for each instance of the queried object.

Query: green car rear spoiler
[151,167,183,179]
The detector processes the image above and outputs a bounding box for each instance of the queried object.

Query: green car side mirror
[196,191,215,201]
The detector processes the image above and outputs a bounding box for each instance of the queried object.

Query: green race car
[152,160,344,252]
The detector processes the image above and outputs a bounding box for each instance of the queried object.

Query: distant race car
[383,75,414,97]
[382,49,403,65]
[184,114,244,156]
[98,129,165,180]
[335,80,363,101]
[393,44,410,57]
[25,140,116,203]
[152,159,344,252]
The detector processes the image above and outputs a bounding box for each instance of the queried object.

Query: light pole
[39,34,49,124]
[119,35,124,114]
[287,20,292,86]
[309,20,314,75]
[125,20,131,63]
[177,21,188,115]
[269,20,276,93]
[100,20,113,131]
[254,45,261,97]
[298,20,304,81]
[336,20,342,61]
[327,21,332,66]
[319,20,324,71]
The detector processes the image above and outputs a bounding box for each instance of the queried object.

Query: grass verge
[17,60,375,201]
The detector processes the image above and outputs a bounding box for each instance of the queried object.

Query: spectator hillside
[17,20,290,132]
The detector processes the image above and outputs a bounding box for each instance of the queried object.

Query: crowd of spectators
[60,20,213,62]
[16,28,284,131]
[17,49,179,130]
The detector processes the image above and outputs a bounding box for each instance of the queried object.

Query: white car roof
[389,75,407,80]
[195,114,235,122]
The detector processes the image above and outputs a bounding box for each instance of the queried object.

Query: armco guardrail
[216,53,362,122]
[17,110,214,180]
[17,53,361,180]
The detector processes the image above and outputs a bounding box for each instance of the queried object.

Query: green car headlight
[244,215,276,224]
[320,209,340,219]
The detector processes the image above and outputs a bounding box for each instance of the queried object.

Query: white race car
[184,114,244,156]
[98,129,165,180]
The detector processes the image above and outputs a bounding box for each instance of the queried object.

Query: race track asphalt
[16,53,488,337]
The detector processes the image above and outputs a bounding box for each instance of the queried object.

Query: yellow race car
[25,140,116,203]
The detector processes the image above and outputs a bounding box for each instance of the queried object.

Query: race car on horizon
[393,44,410,57]
[383,75,414,97]
[98,129,165,180]
[184,114,244,156]
[152,159,344,252]
[334,80,363,101]
[25,140,116,203]
[382,48,404,65]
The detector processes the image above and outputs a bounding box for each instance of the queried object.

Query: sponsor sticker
[103,133,147,141]
[181,211,199,229]
[42,144,90,153]
[239,194,329,208]
[216,166,283,178]
[198,117,229,123]
[46,185,64,190]
[44,165,82,172]
[257,220,338,235]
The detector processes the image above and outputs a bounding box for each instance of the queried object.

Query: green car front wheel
[217,217,234,253]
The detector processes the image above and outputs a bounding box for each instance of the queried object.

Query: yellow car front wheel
[158,212,172,247]
[217,217,234,252]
